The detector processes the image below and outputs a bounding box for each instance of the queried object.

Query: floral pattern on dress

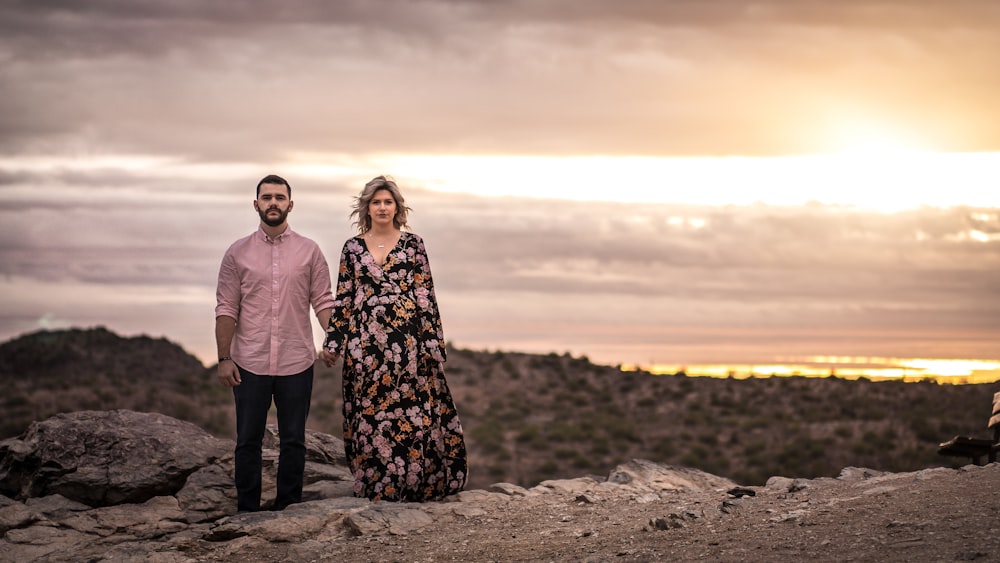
[325,232,468,501]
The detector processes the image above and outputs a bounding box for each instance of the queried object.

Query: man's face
[254,182,292,227]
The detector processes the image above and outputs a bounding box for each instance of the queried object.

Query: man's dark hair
[256,174,291,197]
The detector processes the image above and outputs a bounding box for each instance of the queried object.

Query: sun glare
[283,150,1000,211]
[7,147,1000,212]
[833,128,929,157]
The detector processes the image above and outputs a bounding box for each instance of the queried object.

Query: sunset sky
[2,1,999,380]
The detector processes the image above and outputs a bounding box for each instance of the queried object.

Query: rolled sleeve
[215,248,241,320]
[310,247,336,314]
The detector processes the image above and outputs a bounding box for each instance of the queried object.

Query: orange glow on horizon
[623,357,1000,385]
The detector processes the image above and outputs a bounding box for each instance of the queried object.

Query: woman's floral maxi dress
[324,232,468,501]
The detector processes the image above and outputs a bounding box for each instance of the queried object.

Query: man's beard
[258,206,288,227]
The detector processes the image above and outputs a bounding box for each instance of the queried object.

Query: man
[215,174,334,512]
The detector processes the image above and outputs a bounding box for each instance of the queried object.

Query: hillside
[0,327,231,438]
[1,328,995,489]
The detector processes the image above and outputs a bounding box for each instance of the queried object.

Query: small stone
[726,486,756,498]
[720,499,743,514]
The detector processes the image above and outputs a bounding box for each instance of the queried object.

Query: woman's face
[368,188,397,228]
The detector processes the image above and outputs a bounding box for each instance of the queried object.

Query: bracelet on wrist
[219,356,232,363]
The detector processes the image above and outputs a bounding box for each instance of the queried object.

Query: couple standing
[215,174,467,512]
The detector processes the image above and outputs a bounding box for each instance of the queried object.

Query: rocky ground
[2,411,999,562]
[181,463,1000,563]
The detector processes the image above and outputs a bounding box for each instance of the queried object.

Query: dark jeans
[233,364,313,512]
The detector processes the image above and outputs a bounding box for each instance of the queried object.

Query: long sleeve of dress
[412,235,447,363]
[324,240,354,356]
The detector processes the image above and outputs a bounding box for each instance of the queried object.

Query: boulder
[206,497,369,542]
[343,503,435,536]
[606,459,737,492]
[175,464,238,523]
[0,502,42,534]
[0,410,230,506]
[262,426,347,466]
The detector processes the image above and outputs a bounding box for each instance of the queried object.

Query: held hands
[216,351,337,386]
[320,349,340,367]
[216,360,241,387]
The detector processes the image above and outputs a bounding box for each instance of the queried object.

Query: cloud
[3,1,1000,160]
[2,2,999,365]
[3,173,998,365]
[8,171,998,303]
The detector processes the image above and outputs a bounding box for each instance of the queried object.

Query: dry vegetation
[0,327,232,438]
[1,328,995,490]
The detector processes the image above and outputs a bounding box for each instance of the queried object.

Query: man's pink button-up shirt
[216,226,335,376]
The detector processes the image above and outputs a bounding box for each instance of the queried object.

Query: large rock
[206,497,370,542]
[606,459,737,492]
[0,410,230,506]
[263,425,347,466]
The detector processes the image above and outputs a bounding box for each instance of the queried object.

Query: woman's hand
[320,349,340,367]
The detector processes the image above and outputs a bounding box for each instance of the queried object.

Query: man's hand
[217,360,241,387]
[320,349,340,368]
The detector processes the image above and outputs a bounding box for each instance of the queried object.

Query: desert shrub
[499,357,517,376]
[534,460,560,480]
[547,421,590,443]
[590,436,611,456]
[679,445,710,469]
[709,392,737,409]
[469,420,505,449]
[554,447,588,468]
[744,442,768,466]
[910,417,941,442]
[702,456,731,476]
[593,414,640,444]
[637,396,658,408]
[682,410,710,426]
[170,401,196,421]
[616,375,639,394]
[485,464,507,479]
[599,402,625,417]
[652,438,677,459]
[698,432,719,446]
[937,419,970,438]
[202,411,234,436]
[859,429,896,452]
[312,402,335,417]
[2,389,29,408]
[515,424,548,450]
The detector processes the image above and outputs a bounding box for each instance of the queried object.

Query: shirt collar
[257,225,293,242]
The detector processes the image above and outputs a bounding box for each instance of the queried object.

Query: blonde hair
[352,175,411,234]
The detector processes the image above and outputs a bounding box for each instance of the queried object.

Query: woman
[322,175,468,501]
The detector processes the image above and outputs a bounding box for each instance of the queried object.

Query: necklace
[367,232,398,249]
